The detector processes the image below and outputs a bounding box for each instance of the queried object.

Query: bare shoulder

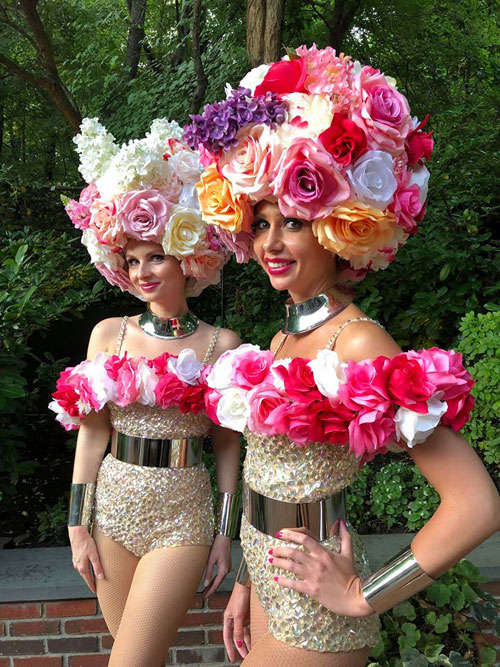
[87,317,125,359]
[335,317,402,363]
[215,327,241,353]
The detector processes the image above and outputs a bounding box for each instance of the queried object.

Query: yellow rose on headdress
[312,202,396,260]
[195,164,252,233]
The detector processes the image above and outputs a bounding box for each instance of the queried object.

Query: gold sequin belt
[243,482,347,541]
[112,431,205,468]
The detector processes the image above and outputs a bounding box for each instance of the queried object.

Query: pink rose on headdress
[231,349,274,390]
[351,66,412,156]
[272,138,350,219]
[96,263,137,295]
[319,114,367,167]
[90,200,125,248]
[79,183,100,208]
[348,407,395,460]
[180,250,225,281]
[406,115,434,166]
[254,57,308,97]
[217,229,253,264]
[219,124,281,202]
[297,45,354,103]
[385,353,436,414]
[247,383,289,435]
[338,357,391,412]
[118,189,172,243]
[65,200,91,230]
[389,172,422,235]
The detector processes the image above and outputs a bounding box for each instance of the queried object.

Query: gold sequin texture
[243,429,361,502]
[242,431,380,652]
[108,403,211,439]
[241,516,380,653]
[94,454,214,557]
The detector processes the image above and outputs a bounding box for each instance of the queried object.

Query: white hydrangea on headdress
[64,118,230,298]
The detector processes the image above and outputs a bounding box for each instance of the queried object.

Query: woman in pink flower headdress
[51,119,242,666]
[186,46,499,666]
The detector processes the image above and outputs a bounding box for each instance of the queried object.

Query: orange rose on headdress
[312,202,397,260]
[195,164,252,234]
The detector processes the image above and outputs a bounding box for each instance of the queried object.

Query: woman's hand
[223,583,251,662]
[270,521,374,618]
[203,534,231,598]
[68,526,104,593]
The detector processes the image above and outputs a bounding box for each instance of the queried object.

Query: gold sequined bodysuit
[93,317,218,557]
[240,318,382,653]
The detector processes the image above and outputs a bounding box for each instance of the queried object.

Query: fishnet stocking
[94,529,209,667]
[245,587,371,667]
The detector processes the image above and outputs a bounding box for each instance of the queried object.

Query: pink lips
[264,257,295,276]
[140,282,160,292]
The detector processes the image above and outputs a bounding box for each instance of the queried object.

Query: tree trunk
[125,0,147,79]
[263,0,285,63]
[246,0,285,67]
[2,0,82,131]
[190,0,207,114]
[328,0,364,51]
[171,0,192,68]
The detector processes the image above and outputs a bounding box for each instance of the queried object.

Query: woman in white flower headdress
[50,118,241,666]
[186,46,499,666]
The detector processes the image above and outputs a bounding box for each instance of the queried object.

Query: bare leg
[108,544,210,667]
[242,633,371,667]
[246,590,371,667]
[94,527,139,638]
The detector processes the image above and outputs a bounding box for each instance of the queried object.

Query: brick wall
[0,593,235,667]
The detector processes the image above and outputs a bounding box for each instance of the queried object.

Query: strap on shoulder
[326,317,384,351]
[115,316,129,356]
[203,326,221,364]
[272,331,288,358]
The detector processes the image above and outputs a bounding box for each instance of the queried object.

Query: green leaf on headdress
[284,46,300,60]
[60,194,71,207]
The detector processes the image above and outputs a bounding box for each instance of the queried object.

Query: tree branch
[190,0,207,114]
[0,53,47,89]
[0,8,37,50]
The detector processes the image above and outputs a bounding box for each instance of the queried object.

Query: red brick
[13,659,63,666]
[208,628,224,644]
[482,581,500,596]
[69,657,109,667]
[64,617,108,634]
[0,603,41,620]
[45,600,97,618]
[189,594,204,610]
[0,659,9,667]
[183,610,222,626]
[0,623,4,637]
[173,629,205,647]
[10,619,60,636]
[208,592,230,609]
[47,636,98,653]
[175,647,226,663]
[100,634,114,650]
[0,639,44,655]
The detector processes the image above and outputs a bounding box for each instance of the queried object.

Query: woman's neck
[148,298,189,319]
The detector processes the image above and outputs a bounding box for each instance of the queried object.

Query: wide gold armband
[68,483,96,531]
[361,546,435,614]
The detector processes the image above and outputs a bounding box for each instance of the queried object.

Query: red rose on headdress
[254,57,308,97]
[406,115,434,166]
[319,114,367,167]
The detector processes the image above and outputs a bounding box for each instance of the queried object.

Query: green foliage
[37,494,68,543]
[368,560,498,666]
[457,311,500,473]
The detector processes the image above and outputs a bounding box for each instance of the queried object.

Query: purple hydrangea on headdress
[184,88,288,156]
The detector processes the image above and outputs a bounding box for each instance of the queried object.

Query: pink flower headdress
[63,118,231,298]
[184,46,434,279]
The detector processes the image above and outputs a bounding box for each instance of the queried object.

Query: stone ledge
[1,533,498,603]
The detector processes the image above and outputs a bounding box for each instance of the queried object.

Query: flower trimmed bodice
[206,343,475,465]
[50,348,213,433]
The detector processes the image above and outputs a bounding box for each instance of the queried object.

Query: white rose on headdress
[178,183,200,210]
[216,387,250,432]
[409,164,430,204]
[168,348,204,385]
[308,350,346,398]
[347,150,397,209]
[81,229,123,269]
[169,150,203,183]
[277,93,334,146]
[162,206,206,259]
[395,393,448,448]
[239,64,271,95]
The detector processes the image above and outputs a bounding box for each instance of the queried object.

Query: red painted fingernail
[273,576,279,582]
[341,519,347,528]
[268,548,273,555]
[269,557,274,563]
[276,531,283,538]
[236,640,243,648]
